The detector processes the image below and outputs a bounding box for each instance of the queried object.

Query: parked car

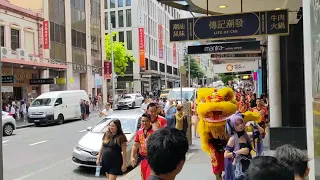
[72,109,144,168]
[28,90,89,126]
[116,93,144,109]
[2,111,16,136]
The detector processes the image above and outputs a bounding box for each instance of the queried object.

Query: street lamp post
[0,26,3,180]
[110,22,116,109]
[188,55,191,87]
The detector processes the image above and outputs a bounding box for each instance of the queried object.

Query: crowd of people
[93,87,310,180]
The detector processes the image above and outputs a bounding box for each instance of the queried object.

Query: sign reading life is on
[169,9,289,42]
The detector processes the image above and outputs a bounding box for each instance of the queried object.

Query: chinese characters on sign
[2,76,15,83]
[158,24,163,59]
[72,64,87,73]
[43,21,50,49]
[173,43,177,65]
[30,78,55,85]
[138,28,146,72]
[169,9,289,42]
[104,61,112,79]
[211,53,261,59]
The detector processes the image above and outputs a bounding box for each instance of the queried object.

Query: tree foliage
[105,32,135,76]
[183,55,205,79]
[218,73,235,85]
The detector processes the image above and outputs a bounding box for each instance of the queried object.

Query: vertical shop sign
[104,61,112,79]
[139,28,146,71]
[43,20,50,49]
[173,43,177,65]
[158,24,163,59]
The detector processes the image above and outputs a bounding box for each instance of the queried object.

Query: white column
[40,69,50,93]
[101,0,108,105]
[268,35,282,127]
[85,0,92,96]
[65,0,73,90]
[303,0,315,178]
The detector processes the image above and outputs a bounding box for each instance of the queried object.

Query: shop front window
[0,25,4,47]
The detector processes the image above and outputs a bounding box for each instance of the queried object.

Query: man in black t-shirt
[147,127,189,180]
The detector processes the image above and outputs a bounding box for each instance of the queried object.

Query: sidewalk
[15,110,100,129]
[122,132,274,180]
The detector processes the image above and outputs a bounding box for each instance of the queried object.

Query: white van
[167,88,197,104]
[28,90,89,126]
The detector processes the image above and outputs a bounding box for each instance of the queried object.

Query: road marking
[78,129,87,133]
[2,140,9,144]
[13,158,70,180]
[29,140,48,146]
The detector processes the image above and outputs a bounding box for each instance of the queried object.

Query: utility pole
[164,16,167,89]
[0,26,3,180]
[147,0,151,92]
[110,22,116,109]
[188,55,191,87]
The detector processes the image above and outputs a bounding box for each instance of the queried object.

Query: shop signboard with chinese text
[73,64,87,73]
[169,9,289,42]
[211,53,261,59]
[188,41,260,54]
[30,78,55,85]
[139,28,146,72]
[43,21,50,49]
[2,76,15,83]
[104,61,112,79]
[158,24,163,59]
[173,43,177,65]
[213,61,258,74]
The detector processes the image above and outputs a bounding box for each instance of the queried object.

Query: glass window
[59,0,65,24]
[118,0,123,7]
[110,0,115,8]
[110,11,116,28]
[25,31,35,53]
[49,22,54,42]
[81,32,86,49]
[104,0,108,9]
[80,0,85,11]
[54,23,60,43]
[71,0,75,6]
[126,9,131,27]
[72,29,76,47]
[11,29,20,50]
[104,12,108,30]
[113,34,117,42]
[119,31,124,42]
[0,25,4,47]
[60,25,65,44]
[126,30,132,50]
[76,31,82,48]
[126,0,131,6]
[118,10,123,27]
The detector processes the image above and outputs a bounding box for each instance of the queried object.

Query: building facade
[0,0,68,104]
[104,0,187,95]
[10,0,105,98]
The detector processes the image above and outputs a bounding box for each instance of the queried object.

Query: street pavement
[3,111,108,180]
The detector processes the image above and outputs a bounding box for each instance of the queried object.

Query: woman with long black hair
[96,119,128,180]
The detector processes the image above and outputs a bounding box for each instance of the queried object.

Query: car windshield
[168,91,194,101]
[91,118,136,134]
[123,96,132,99]
[31,98,54,107]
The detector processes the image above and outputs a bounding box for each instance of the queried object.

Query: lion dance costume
[196,87,261,180]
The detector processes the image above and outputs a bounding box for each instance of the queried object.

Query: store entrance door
[13,87,23,100]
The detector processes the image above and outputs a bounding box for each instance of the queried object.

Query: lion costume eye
[224,95,230,101]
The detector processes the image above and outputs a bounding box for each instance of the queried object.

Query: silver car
[2,111,16,136]
[116,93,144,109]
[72,109,143,168]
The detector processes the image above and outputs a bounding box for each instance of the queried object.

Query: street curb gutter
[16,124,34,129]
[120,152,195,180]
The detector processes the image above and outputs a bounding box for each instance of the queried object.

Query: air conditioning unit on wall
[16,48,29,60]
[0,47,11,59]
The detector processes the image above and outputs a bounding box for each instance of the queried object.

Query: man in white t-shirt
[100,103,113,117]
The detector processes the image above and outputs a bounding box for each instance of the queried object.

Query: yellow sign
[56,78,66,84]
[69,78,74,83]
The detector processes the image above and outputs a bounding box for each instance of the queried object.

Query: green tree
[105,32,135,76]
[183,55,205,79]
[218,73,235,85]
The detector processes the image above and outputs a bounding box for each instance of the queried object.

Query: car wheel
[3,124,14,136]
[57,114,64,125]
[131,102,135,109]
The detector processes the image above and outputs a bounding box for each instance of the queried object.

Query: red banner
[43,20,50,49]
[158,24,163,59]
[138,28,145,71]
[173,43,177,65]
[104,61,112,79]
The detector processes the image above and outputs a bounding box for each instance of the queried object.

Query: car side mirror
[87,127,92,131]
[54,102,59,106]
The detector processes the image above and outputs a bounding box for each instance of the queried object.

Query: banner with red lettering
[104,61,112,79]
[158,24,163,59]
[138,28,145,72]
[43,20,50,49]
[173,43,177,65]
